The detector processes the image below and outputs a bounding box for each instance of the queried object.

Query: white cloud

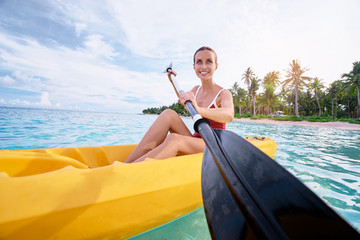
[108,0,230,59]
[0,75,16,85]
[83,34,118,60]
[0,32,173,112]
[40,92,52,106]
[75,23,87,37]
[9,98,31,106]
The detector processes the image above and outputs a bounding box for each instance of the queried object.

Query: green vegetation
[142,103,188,116]
[235,114,360,124]
[231,60,360,123]
[143,60,360,125]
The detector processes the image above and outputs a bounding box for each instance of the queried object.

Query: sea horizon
[0,105,143,115]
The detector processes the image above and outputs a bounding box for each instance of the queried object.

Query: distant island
[142,103,189,116]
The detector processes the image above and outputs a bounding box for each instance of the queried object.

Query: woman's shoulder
[217,86,232,99]
[216,84,230,94]
[190,85,201,93]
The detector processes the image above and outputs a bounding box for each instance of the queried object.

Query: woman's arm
[167,70,179,97]
[196,90,234,123]
[179,88,234,123]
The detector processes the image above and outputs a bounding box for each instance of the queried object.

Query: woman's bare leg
[124,109,192,163]
[133,133,205,163]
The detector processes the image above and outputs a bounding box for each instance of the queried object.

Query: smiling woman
[124,46,234,163]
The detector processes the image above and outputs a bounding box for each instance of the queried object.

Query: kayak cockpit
[0,144,138,177]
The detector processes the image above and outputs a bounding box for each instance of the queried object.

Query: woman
[124,46,234,163]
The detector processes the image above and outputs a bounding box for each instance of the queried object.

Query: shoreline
[233,118,360,130]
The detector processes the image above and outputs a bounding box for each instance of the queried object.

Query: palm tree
[282,59,311,118]
[283,90,295,115]
[249,76,260,116]
[299,89,313,116]
[308,77,325,116]
[341,61,360,119]
[242,67,254,114]
[230,82,247,115]
[263,71,281,89]
[259,85,278,116]
[327,80,342,119]
[237,88,247,115]
[277,87,288,113]
[242,67,254,87]
[230,82,240,113]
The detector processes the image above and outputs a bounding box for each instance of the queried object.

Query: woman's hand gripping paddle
[165,64,360,240]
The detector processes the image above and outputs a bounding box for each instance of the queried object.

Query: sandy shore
[234,118,360,130]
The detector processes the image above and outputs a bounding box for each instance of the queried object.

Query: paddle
[165,64,360,240]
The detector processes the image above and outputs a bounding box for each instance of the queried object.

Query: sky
[0,0,359,113]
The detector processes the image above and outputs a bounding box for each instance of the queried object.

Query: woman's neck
[200,78,216,91]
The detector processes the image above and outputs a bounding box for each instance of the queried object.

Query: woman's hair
[193,46,218,64]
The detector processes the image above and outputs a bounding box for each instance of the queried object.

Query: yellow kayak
[0,137,276,239]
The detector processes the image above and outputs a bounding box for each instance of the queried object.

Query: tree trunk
[243,107,249,114]
[253,98,256,117]
[294,87,299,118]
[334,97,338,119]
[357,86,360,119]
[315,94,321,116]
[347,96,350,118]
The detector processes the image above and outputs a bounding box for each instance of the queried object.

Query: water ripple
[227,121,360,230]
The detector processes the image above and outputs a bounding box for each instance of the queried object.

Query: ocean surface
[1,107,360,231]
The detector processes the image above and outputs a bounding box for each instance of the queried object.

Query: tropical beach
[234,118,360,130]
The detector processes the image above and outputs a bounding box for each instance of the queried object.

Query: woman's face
[193,50,218,81]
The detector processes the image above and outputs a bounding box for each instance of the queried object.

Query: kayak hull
[0,137,276,239]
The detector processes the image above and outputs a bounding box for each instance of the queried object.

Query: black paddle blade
[201,128,360,240]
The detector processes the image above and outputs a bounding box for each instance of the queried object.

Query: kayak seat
[15,144,138,168]
[25,147,112,168]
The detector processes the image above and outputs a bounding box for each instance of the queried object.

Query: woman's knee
[160,109,180,121]
[164,133,203,155]
[165,132,181,143]
[164,133,193,154]
[163,133,182,150]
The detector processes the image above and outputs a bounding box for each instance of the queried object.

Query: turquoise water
[1,107,360,232]
[228,121,360,231]
[129,208,211,240]
[0,107,159,149]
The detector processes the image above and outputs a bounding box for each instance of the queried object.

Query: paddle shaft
[167,71,208,132]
